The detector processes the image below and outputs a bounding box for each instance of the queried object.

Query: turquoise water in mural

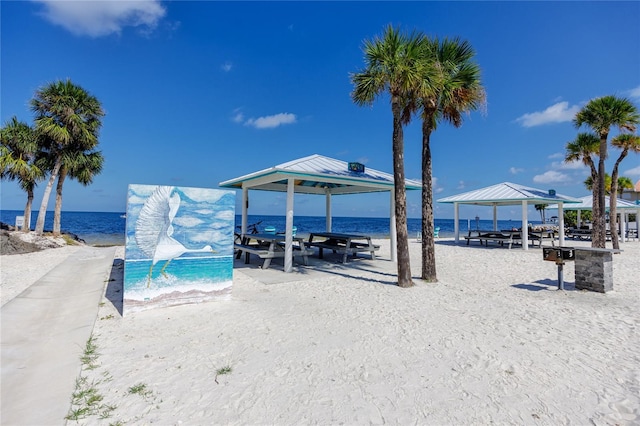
[124,256,233,288]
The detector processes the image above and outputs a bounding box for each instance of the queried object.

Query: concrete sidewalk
[1,246,116,426]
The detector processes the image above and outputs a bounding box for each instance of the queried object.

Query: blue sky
[2,1,639,221]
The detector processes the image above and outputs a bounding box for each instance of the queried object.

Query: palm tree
[573,96,639,247]
[30,79,104,235]
[411,37,485,282]
[535,204,548,223]
[0,117,44,231]
[608,133,640,249]
[566,133,600,237]
[52,148,105,235]
[584,174,612,194]
[351,25,426,287]
[616,176,634,196]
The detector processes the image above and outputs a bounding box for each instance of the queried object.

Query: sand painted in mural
[123,184,235,315]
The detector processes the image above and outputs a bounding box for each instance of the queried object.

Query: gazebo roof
[437,181,581,206]
[548,195,640,211]
[219,154,422,195]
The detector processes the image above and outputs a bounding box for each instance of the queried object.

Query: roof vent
[348,162,365,173]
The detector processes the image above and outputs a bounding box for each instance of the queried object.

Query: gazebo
[437,182,581,249]
[219,154,421,271]
[548,195,640,242]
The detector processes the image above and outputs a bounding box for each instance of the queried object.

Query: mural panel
[124,184,235,315]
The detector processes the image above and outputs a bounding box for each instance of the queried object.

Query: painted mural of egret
[135,186,214,287]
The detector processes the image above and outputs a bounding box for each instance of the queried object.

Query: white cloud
[244,113,297,129]
[515,101,580,127]
[548,152,564,159]
[625,165,640,176]
[221,61,233,72]
[432,177,444,193]
[509,167,524,174]
[627,85,640,101]
[232,111,244,123]
[533,170,571,184]
[173,216,204,228]
[457,180,466,190]
[33,0,166,37]
[551,160,586,170]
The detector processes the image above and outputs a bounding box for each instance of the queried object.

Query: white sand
[1,245,81,307]
[3,238,640,424]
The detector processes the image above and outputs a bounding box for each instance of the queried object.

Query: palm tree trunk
[53,167,67,236]
[23,190,34,231]
[391,100,413,288]
[35,157,61,234]
[591,175,600,246]
[421,120,437,282]
[593,139,607,248]
[609,150,628,250]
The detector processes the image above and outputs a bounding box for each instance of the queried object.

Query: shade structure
[437,182,582,248]
[548,195,639,211]
[548,195,640,243]
[219,154,422,271]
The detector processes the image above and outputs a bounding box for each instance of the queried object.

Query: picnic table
[464,230,520,249]
[306,232,380,263]
[234,233,313,270]
[528,229,557,247]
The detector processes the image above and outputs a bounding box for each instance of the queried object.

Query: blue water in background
[0,210,536,246]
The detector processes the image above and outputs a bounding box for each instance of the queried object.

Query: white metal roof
[219,154,422,195]
[548,195,640,211]
[437,181,581,205]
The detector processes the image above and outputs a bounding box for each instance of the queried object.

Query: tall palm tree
[351,25,426,287]
[608,133,640,249]
[52,148,105,235]
[411,37,485,282]
[573,96,639,247]
[30,79,104,235]
[0,117,44,231]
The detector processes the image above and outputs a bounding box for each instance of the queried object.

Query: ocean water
[0,210,535,245]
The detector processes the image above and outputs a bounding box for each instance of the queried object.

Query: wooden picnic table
[306,232,380,263]
[234,233,312,270]
[464,230,521,249]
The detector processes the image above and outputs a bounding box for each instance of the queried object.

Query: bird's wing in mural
[135,186,175,258]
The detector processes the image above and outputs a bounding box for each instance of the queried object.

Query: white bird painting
[135,186,213,287]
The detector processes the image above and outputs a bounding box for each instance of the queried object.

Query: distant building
[620,179,640,204]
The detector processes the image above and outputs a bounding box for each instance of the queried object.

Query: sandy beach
[2,237,639,425]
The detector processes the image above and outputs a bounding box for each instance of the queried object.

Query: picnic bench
[464,230,520,249]
[566,228,592,240]
[234,233,313,270]
[528,230,557,247]
[306,232,380,263]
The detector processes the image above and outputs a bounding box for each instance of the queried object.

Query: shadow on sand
[105,257,124,316]
[512,278,576,292]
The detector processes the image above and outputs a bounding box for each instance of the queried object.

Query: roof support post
[454,202,460,243]
[522,200,529,250]
[241,186,249,235]
[390,190,397,262]
[558,202,565,246]
[493,203,498,231]
[578,210,582,228]
[284,178,294,273]
[325,188,332,232]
